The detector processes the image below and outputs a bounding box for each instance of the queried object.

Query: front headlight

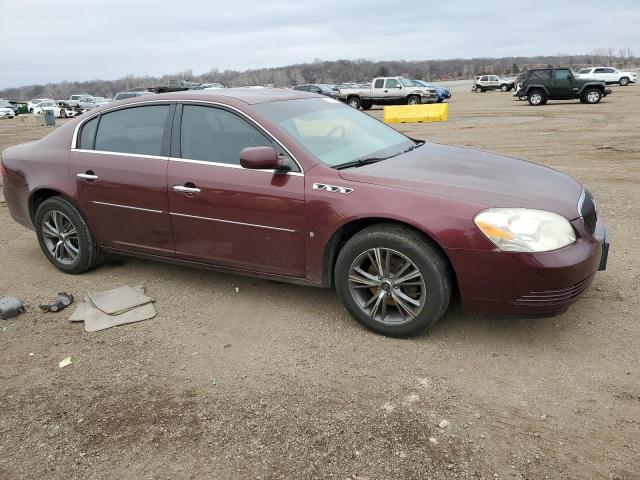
[474,208,576,252]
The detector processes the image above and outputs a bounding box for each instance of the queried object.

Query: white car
[32,101,61,117]
[576,67,637,86]
[0,106,15,118]
[27,98,54,112]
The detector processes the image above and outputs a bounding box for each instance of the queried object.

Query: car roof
[159,88,316,105]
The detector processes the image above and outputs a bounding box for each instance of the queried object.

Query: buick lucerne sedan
[1,89,609,337]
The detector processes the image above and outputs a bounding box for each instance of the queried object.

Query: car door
[69,103,175,256]
[489,75,500,90]
[592,68,607,83]
[550,68,575,98]
[383,78,403,102]
[602,68,617,83]
[167,103,306,277]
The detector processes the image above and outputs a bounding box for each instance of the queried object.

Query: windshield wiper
[403,140,425,154]
[333,157,389,170]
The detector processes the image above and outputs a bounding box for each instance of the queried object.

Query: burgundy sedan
[1,89,608,336]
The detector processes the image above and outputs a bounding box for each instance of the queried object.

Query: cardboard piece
[87,286,152,315]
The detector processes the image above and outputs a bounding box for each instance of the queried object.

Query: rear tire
[619,77,629,86]
[583,88,602,104]
[335,224,452,337]
[361,103,372,110]
[528,90,546,106]
[347,96,361,109]
[35,197,102,274]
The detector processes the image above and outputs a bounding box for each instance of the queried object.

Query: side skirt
[101,246,325,288]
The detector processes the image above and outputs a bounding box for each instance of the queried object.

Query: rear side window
[94,105,169,156]
[180,105,272,165]
[374,79,384,88]
[480,76,488,81]
[530,70,551,80]
[78,116,99,149]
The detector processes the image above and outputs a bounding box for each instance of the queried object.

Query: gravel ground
[1,88,639,479]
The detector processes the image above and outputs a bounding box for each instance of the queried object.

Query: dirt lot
[1,88,639,480]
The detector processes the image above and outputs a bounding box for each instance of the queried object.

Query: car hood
[338,143,583,219]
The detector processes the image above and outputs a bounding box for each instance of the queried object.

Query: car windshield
[578,69,591,74]
[399,77,414,87]
[253,98,415,168]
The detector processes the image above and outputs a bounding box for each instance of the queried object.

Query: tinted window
[374,79,384,88]
[530,70,551,80]
[554,69,571,80]
[578,69,591,74]
[480,76,489,81]
[594,68,606,73]
[490,76,499,81]
[180,105,272,165]
[603,68,615,73]
[79,116,99,150]
[293,85,307,91]
[94,105,169,156]
[385,79,400,88]
[309,86,322,93]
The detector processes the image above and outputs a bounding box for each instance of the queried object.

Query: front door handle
[173,185,201,194]
[77,172,98,180]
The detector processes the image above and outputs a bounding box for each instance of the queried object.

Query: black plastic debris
[0,297,25,320]
[40,293,74,313]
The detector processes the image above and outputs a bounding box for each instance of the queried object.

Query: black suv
[520,67,612,106]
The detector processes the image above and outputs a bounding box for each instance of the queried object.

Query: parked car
[293,84,340,98]
[113,91,155,101]
[32,101,61,117]
[200,83,226,89]
[576,67,637,86]
[520,67,612,106]
[0,105,15,119]
[56,101,85,118]
[0,100,19,116]
[147,79,201,93]
[27,98,54,113]
[68,95,88,106]
[74,96,104,110]
[1,89,608,337]
[410,80,451,102]
[473,75,515,92]
[338,77,438,109]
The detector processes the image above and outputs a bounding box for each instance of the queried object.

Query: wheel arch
[578,83,605,95]
[321,217,458,292]
[28,188,78,223]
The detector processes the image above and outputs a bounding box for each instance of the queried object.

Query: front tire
[500,84,509,92]
[361,102,372,110]
[583,88,602,104]
[619,77,630,86]
[528,90,546,106]
[335,225,452,337]
[35,197,102,274]
[407,95,421,105]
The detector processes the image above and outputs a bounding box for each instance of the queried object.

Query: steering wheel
[326,125,346,139]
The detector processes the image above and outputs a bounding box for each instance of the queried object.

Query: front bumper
[447,216,608,315]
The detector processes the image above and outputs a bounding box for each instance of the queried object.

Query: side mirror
[397,85,403,89]
[566,75,572,80]
[239,146,288,172]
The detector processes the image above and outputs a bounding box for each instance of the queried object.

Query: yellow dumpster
[383,103,448,124]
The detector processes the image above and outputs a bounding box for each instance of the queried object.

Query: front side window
[594,68,606,73]
[385,78,400,88]
[253,98,414,168]
[180,105,272,165]
[94,105,169,156]
[490,76,499,81]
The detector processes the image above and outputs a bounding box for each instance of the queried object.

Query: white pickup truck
[337,77,437,109]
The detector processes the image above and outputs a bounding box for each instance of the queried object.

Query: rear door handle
[77,173,98,180]
[173,185,201,194]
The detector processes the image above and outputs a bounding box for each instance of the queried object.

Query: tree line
[1,50,636,101]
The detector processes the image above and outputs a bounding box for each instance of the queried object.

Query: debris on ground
[58,357,72,368]
[39,292,74,313]
[68,285,156,332]
[0,296,25,320]
[438,419,451,429]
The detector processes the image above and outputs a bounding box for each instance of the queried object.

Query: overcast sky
[1,0,638,89]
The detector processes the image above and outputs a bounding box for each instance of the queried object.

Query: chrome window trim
[168,156,304,177]
[91,201,164,214]
[170,212,296,233]
[70,98,304,174]
[72,149,167,160]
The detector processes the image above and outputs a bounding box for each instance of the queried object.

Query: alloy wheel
[348,248,426,326]
[41,210,80,265]
[530,93,542,105]
[587,91,600,103]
